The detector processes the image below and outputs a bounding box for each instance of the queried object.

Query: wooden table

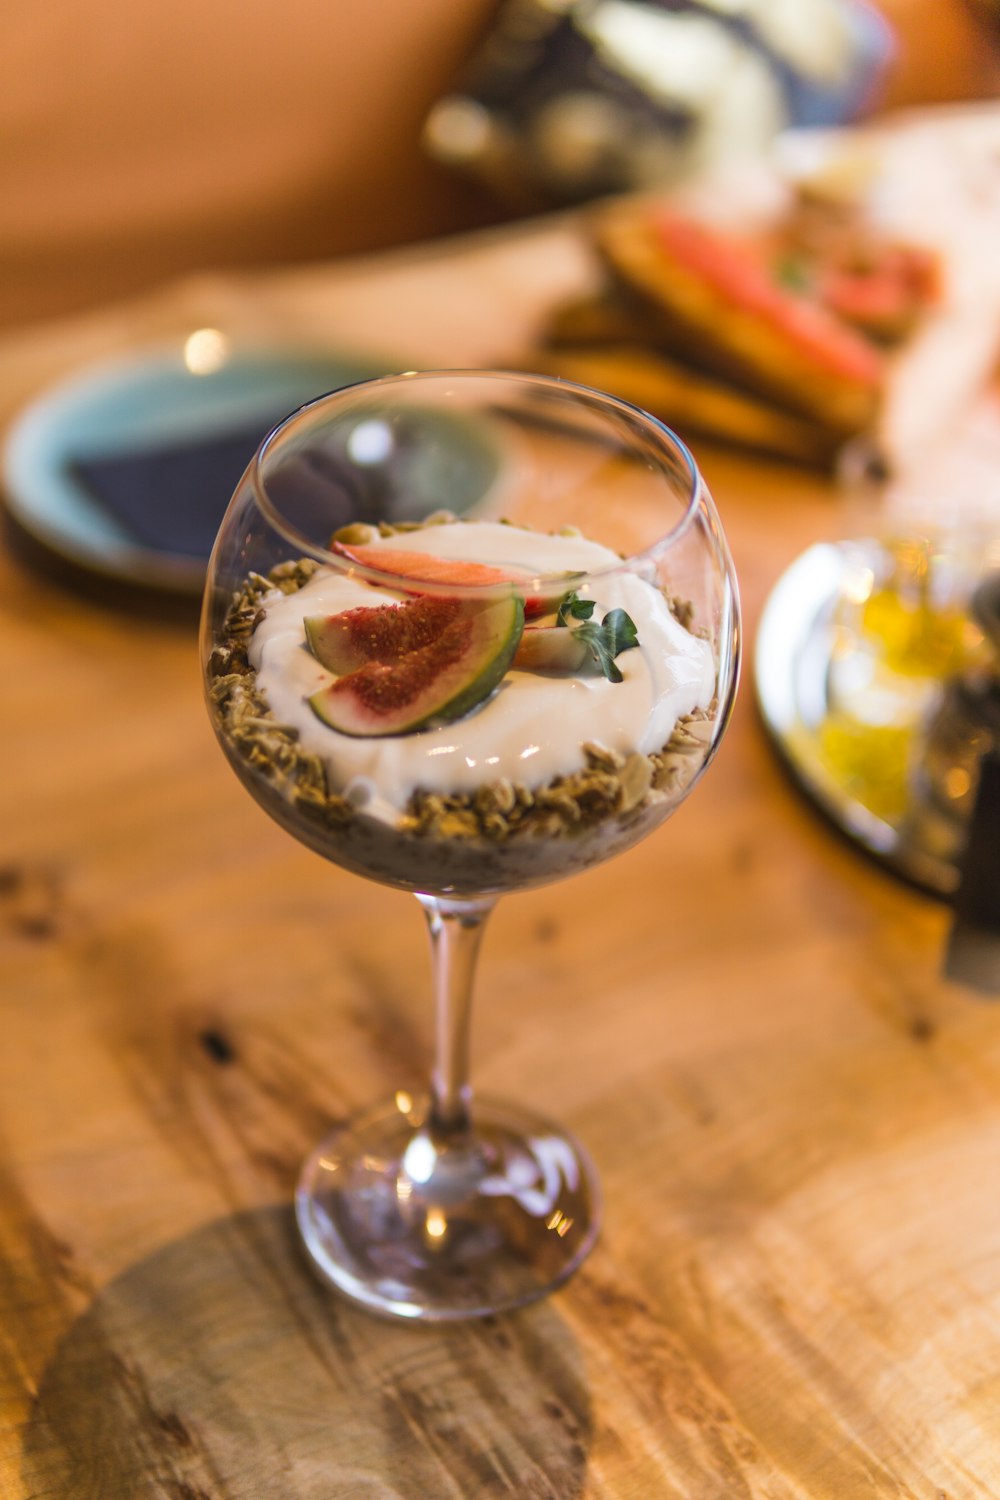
[2,217,999,1500]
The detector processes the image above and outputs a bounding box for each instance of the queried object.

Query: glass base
[295,1094,600,1322]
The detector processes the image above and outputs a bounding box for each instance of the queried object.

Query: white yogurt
[250,523,714,822]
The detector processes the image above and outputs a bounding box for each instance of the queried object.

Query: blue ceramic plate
[0,340,448,595]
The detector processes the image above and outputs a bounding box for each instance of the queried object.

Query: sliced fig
[513,625,590,674]
[308,595,524,736]
[304,595,460,675]
[331,539,575,617]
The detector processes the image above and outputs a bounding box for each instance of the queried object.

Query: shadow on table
[3,507,202,625]
[21,1204,592,1498]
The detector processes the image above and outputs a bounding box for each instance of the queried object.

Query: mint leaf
[600,608,639,656]
[556,596,640,683]
[573,623,622,681]
[558,592,596,625]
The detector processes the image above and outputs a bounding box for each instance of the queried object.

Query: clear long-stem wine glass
[201,370,740,1321]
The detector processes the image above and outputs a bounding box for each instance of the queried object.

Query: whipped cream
[249,523,714,822]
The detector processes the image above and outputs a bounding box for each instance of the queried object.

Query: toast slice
[520,343,844,466]
[595,204,885,440]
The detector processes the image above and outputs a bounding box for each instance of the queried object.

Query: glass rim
[248,368,705,595]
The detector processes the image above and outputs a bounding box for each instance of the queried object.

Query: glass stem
[415,894,497,1137]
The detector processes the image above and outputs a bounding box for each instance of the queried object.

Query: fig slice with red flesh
[305,594,455,675]
[307,593,525,736]
[331,539,576,617]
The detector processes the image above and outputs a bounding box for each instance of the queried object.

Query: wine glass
[201,370,740,1321]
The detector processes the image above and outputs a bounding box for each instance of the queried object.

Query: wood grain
[2,225,999,1500]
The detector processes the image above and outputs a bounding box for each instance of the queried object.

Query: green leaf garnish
[775,254,812,293]
[556,592,640,683]
[558,593,596,625]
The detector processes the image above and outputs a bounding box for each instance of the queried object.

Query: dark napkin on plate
[68,418,286,559]
[69,413,446,560]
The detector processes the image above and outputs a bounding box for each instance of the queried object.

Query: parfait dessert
[209,514,718,896]
[200,371,739,1322]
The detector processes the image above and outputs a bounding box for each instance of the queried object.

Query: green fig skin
[307,595,525,737]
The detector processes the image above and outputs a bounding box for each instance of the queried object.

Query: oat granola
[207,543,716,846]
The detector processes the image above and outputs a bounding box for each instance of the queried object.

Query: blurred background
[3,0,999,332]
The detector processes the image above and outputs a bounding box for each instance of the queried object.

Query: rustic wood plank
[2,222,999,1499]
